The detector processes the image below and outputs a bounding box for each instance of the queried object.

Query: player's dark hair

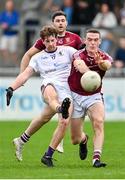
[85,29,101,38]
[40,25,58,40]
[51,10,67,22]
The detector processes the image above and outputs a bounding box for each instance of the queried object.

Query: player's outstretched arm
[6,66,34,106]
[20,47,40,73]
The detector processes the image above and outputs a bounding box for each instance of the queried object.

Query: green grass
[0,121,125,179]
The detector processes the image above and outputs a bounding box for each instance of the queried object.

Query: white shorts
[71,91,103,118]
[0,35,18,52]
[41,79,72,103]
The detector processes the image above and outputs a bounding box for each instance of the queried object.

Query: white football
[80,71,101,92]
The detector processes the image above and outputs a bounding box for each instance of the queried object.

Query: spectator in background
[42,0,62,13]
[114,36,125,76]
[61,0,74,25]
[119,1,125,26]
[92,3,118,53]
[0,0,20,66]
[21,0,41,51]
[72,0,96,26]
[41,0,62,26]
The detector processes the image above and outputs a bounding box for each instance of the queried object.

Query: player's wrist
[7,87,14,91]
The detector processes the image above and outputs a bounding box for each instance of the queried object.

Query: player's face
[85,33,101,54]
[53,15,67,35]
[43,35,57,52]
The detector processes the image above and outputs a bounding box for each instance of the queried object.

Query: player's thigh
[87,102,105,123]
[43,84,58,102]
[70,118,83,138]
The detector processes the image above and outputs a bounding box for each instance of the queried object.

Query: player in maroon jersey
[12,11,83,162]
[68,29,112,168]
[20,11,83,72]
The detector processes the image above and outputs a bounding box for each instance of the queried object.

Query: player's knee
[93,118,104,132]
[59,120,69,128]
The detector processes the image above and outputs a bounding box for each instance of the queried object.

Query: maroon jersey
[68,48,113,96]
[34,31,83,50]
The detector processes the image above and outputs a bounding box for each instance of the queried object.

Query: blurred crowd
[0,0,125,77]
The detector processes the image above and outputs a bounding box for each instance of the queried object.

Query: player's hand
[98,60,111,71]
[74,59,89,73]
[6,87,14,106]
[94,51,105,64]
[94,52,111,71]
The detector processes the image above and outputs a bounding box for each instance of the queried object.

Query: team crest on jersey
[58,39,63,44]
[66,37,70,43]
[50,54,56,59]
[86,57,94,65]
[59,51,64,56]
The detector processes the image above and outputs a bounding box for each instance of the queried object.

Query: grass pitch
[0,120,125,179]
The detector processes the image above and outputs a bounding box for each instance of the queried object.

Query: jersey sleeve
[29,56,39,72]
[33,39,45,51]
[105,53,113,63]
[73,50,82,59]
[67,46,77,60]
[99,50,113,63]
[75,35,84,50]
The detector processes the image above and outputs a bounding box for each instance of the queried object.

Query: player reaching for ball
[68,29,112,167]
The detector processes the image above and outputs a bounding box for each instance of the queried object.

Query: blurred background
[0,0,125,120]
[0,0,125,76]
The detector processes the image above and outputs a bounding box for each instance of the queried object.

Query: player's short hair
[85,29,101,38]
[51,10,67,22]
[40,25,58,40]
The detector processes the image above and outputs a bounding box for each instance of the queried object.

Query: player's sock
[56,106,62,113]
[20,132,30,143]
[46,146,55,158]
[41,147,55,167]
[93,150,101,165]
[80,135,88,144]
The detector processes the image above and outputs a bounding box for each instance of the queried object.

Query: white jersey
[29,46,77,85]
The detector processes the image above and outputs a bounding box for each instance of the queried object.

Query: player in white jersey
[11,11,83,156]
[6,25,77,167]
[30,46,74,85]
